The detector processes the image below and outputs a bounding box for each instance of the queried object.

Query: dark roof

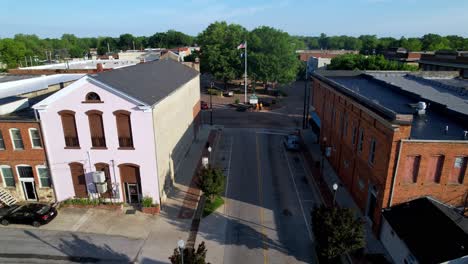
[90,59,198,105]
[0,92,56,122]
[382,197,468,264]
[314,71,468,140]
[0,96,25,105]
[0,75,39,83]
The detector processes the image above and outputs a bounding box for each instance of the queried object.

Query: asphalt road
[220,128,322,264]
[0,228,144,263]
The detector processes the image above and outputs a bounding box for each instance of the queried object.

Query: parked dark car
[0,203,57,227]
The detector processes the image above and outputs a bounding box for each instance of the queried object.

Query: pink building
[33,60,201,205]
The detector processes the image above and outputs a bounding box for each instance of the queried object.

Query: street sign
[249,94,258,104]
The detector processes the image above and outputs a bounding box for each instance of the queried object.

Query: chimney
[96,63,104,72]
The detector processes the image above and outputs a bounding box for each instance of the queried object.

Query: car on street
[284,134,300,151]
[223,90,234,97]
[201,100,209,110]
[0,203,57,227]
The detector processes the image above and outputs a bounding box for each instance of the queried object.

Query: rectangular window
[426,155,444,183]
[0,131,5,149]
[369,138,376,165]
[88,112,106,148]
[352,125,357,145]
[343,114,348,137]
[37,167,51,188]
[18,166,34,178]
[29,128,42,148]
[357,128,364,153]
[9,129,24,150]
[1,166,15,187]
[403,156,420,183]
[115,112,134,148]
[450,157,467,184]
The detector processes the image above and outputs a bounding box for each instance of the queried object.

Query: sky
[1,0,468,38]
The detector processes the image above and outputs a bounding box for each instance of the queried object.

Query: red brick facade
[312,77,468,232]
[0,121,54,202]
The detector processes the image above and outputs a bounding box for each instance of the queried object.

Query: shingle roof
[90,59,199,106]
[382,197,468,264]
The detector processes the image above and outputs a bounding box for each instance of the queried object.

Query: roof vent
[416,101,427,115]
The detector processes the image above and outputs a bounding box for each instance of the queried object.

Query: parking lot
[1,206,158,239]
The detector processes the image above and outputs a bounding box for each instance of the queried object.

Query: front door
[366,191,377,222]
[21,181,37,201]
[70,163,88,198]
[17,166,37,201]
[126,183,140,204]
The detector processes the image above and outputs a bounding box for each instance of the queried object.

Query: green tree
[248,26,300,85]
[169,241,210,264]
[399,37,422,51]
[0,38,27,68]
[359,35,379,54]
[198,167,225,201]
[421,34,451,51]
[198,21,247,88]
[312,206,365,261]
[118,33,135,50]
[328,54,417,71]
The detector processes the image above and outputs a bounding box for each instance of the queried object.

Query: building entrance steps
[300,129,390,256]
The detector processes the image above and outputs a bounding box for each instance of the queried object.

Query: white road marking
[71,209,93,231]
[282,144,313,241]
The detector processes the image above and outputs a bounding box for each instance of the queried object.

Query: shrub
[206,88,219,95]
[203,196,224,217]
[62,198,100,206]
[234,98,240,104]
[198,167,225,201]
[278,90,288,97]
[141,196,153,207]
[169,241,209,264]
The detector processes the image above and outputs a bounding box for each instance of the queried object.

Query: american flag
[237,42,246,49]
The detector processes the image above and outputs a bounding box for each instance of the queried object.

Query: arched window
[113,110,133,148]
[86,110,106,148]
[84,92,102,103]
[58,110,79,148]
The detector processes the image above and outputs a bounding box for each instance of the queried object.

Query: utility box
[92,171,106,183]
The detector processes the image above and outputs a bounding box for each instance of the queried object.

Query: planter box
[61,203,122,211]
[142,206,160,215]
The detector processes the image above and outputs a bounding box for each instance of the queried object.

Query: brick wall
[0,121,54,202]
[311,76,468,233]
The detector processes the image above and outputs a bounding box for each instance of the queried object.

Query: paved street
[201,128,322,263]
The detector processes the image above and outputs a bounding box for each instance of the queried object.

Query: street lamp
[332,183,339,206]
[208,146,212,164]
[177,239,185,264]
[210,82,214,126]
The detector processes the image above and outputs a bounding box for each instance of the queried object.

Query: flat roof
[314,71,468,140]
[382,197,467,264]
[0,93,55,122]
[0,75,39,83]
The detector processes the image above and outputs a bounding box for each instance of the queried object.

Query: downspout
[388,139,403,207]
[150,105,162,207]
[35,109,58,204]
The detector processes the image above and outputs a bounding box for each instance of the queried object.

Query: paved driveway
[1,207,158,239]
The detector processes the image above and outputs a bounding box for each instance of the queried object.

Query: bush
[169,241,209,264]
[234,98,240,104]
[206,88,220,95]
[62,198,100,206]
[198,167,225,201]
[278,90,288,97]
[141,196,153,207]
[203,196,224,217]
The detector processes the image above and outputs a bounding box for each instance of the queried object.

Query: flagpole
[244,41,247,104]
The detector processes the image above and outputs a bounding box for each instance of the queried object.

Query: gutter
[388,140,403,207]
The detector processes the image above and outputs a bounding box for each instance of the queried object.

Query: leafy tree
[198,167,225,201]
[0,38,27,68]
[399,37,422,51]
[312,206,365,261]
[421,34,451,51]
[198,21,247,88]
[184,51,199,62]
[328,54,417,71]
[248,26,300,85]
[169,241,210,264]
[359,35,379,54]
[118,33,135,50]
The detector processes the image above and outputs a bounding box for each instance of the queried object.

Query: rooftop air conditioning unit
[92,171,106,183]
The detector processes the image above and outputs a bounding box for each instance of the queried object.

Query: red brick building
[0,96,54,202]
[311,71,468,231]
[419,50,468,78]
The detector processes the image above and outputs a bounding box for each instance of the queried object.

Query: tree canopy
[327,54,418,71]
[197,21,247,87]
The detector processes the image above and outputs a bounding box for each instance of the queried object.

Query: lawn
[203,196,224,217]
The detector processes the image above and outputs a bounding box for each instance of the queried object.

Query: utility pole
[210,82,213,126]
[244,41,248,104]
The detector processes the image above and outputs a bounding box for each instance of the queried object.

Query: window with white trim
[37,166,51,188]
[29,128,42,148]
[0,165,15,187]
[0,131,5,149]
[9,128,24,150]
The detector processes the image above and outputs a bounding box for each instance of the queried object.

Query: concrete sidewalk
[137,125,216,263]
[301,129,388,256]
